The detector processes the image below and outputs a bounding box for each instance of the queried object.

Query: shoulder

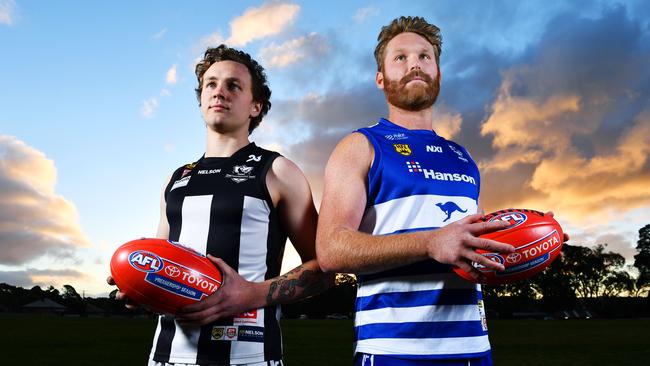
[326,132,374,174]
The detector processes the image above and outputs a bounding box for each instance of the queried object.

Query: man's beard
[384,69,440,111]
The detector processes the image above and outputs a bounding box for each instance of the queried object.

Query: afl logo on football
[475,254,504,271]
[489,212,527,229]
[128,251,163,273]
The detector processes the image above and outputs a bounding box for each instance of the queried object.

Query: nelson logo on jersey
[393,143,412,156]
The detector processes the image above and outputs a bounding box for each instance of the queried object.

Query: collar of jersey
[197,142,257,167]
[379,118,440,137]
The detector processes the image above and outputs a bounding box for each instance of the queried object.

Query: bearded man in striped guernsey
[108,45,333,366]
[316,16,515,366]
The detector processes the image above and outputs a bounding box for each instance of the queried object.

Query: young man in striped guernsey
[109,45,332,365]
[316,17,516,366]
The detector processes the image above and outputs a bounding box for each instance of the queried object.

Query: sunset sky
[1,0,649,296]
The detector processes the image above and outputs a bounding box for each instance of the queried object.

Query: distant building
[22,298,67,314]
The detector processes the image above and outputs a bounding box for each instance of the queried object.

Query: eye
[205,81,216,89]
[419,53,431,60]
[228,82,241,91]
[394,54,406,62]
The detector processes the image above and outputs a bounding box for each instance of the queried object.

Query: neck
[386,104,434,130]
[204,127,250,158]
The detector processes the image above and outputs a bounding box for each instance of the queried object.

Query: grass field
[3,314,649,365]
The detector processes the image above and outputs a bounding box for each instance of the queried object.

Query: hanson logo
[128,251,163,273]
[422,169,477,185]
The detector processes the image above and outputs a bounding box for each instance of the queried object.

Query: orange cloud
[228,2,299,46]
[0,135,92,265]
[479,73,650,224]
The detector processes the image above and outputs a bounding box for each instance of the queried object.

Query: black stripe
[152,315,176,362]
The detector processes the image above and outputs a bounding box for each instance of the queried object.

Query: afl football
[110,238,222,314]
[453,209,564,285]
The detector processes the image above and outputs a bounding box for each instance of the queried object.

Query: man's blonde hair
[374,16,442,71]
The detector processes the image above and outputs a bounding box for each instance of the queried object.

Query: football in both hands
[453,209,564,285]
[110,238,222,314]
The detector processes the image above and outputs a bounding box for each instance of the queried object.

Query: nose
[212,82,227,100]
[409,56,422,71]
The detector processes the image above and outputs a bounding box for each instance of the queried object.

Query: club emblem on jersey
[226,165,255,183]
[393,143,412,156]
[436,201,468,222]
[211,327,224,340]
[447,144,469,162]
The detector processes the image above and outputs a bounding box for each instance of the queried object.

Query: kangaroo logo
[436,202,467,222]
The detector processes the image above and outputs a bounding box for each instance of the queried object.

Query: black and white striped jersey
[150,143,287,365]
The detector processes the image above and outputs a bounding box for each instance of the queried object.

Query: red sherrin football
[110,238,222,314]
[453,209,564,285]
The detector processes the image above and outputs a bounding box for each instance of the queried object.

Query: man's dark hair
[195,44,272,134]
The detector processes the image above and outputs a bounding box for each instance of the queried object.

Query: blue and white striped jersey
[354,118,490,360]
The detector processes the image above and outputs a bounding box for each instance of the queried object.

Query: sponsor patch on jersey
[234,309,258,324]
[393,143,412,156]
[197,169,221,175]
[405,161,422,172]
[448,144,469,162]
[210,325,265,342]
[171,176,191,191]
[384,132,408,141]
[426,145,443,153]
[225,165,255,183]
[406,162,477,185]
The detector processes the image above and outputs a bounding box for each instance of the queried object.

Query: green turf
[2,314,648,365]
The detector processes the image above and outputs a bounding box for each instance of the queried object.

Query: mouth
[209,104,229,111]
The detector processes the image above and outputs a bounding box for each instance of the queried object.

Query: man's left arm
[177,157,334,325]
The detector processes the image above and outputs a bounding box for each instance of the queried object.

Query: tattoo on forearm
[266,265,333,304]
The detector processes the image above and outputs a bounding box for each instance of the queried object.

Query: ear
[376,71,385,90]
[250,101,262,118]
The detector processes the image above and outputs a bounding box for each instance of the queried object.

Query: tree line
[1,224,648,318]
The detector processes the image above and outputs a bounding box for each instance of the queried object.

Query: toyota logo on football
[165,265,181,278]
[506,252,522,264]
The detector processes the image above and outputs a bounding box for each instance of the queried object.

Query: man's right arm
[315,133,515,279]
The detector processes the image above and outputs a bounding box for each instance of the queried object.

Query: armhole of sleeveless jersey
[259,152,281,210]
[163,166,186,203]
[355,130,381,195]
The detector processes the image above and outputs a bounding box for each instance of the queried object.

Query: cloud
[353,5,379,23]
[166,64,177,85]
[227,2,299,46]
[152,28,167,40]
[0,135,91,266]
[141,97,159,118]
[201,2,299,49]
[0,268,88,289]
[259,32,330,68]
[432,104,463,140]
[0,0,15,26]
[476,6,650,223]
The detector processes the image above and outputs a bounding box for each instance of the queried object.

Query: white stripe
[169,194,214,360]
[355,335,490,356]
[357,273,479,297]
[230,196,269,362]
[355,304,482,326]
[359,194,478,235]
[178,195,212,254]
[148,317,163,361]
